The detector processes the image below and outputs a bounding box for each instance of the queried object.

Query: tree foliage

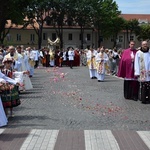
[1,0,129,48]
[23,0,53,49]
[124,19,140,43]
[109,17,126,47]
[89,0,121,47]
[135,24,150,41]
[0,0,33,44]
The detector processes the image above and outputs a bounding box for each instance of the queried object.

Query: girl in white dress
[0,72,18,127]
[0,78,8,127]
[1,58,28,117]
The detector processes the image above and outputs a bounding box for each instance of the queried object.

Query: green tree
[136,24,150,41]
[49,0,66,49]
[0,0,32,44]
[124,19,140,43]
[109,17,126,47]
[44,0,70,49]
[23,0,53,49]
[74,0,92,49]
[91,0,121,47]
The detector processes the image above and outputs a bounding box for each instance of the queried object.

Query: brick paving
[5,66,150,130]
[0,66,150,149]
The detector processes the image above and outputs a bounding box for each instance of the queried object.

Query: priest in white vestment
[86,48,97,79]
[134,41,150,104]
[96,47,109,82]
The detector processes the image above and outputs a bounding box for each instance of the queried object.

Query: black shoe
[98,80,101,82]
[91,77,94,79]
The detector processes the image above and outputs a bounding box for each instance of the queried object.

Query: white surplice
[134,50,150,82]
[96,52,109,81]
[86,50,97,78]
[20,53,33,90]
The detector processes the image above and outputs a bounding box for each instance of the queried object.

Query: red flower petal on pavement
[102,113,106,116]
[124,116,128,120]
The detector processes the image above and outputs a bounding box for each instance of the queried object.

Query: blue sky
[115,0,150,14]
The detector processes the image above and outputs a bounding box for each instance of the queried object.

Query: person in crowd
[0,49,4,65]
[65,49,69,66]
[54,50,60,67]
[68,48,75,69]
[49,49,55,67]
[86,47,97,79]
[80,49,87,66]
[44,48,50,67]
[1,45,6,57]
[62,49,67,66]
[104,48,111,75]
[26,47,35,77]
[58,50,63,67]
[108,49,113,74]
[74,48,80,66]
[41,48,46,66]
[4,46,22,71]
[96,47,109,82]
[32,47,40,68]
[1,57,28,117]
[118,41,139,101]
[0,72,19,127]
[116,49,123,75]
[134,41,150,104]
[40,47,50,67]
[111,47,119,75]
[0,79,8,127]
[17,46,33,91]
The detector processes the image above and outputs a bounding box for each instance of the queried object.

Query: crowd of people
[0,45,35,128]
[39,47,84,68]
[86,41,150,104]
[0,41,150,128]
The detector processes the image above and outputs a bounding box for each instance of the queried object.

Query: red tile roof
[121,14,150,21]
[6,14,150,29]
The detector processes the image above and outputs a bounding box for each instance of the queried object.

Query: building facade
[4,14,150,49]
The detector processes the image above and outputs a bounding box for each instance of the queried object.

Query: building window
[87,34,91,41]
[30,34,35,42]
[43,33,47,40]
[68,33,72,40]
[16,34,21,41]
[52,33,56,40]
[118,36,123,42]
[130,35,134,41]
